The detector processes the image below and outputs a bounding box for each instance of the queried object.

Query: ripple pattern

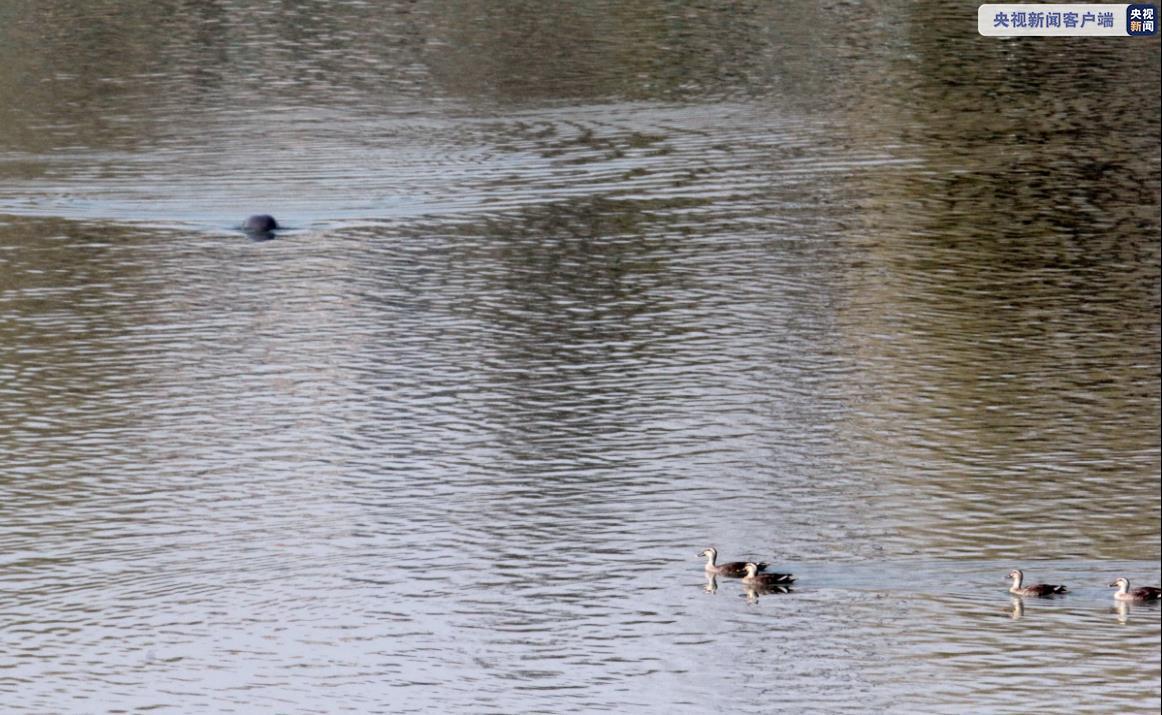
[1,1,1159,713]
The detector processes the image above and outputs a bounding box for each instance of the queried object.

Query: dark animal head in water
[243,214,279,233]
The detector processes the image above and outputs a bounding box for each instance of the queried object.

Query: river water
[1,2,1159,713]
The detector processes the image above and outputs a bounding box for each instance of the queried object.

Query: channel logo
[979,3,1159,36]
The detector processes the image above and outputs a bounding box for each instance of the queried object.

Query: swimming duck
[699,548,769,578]
[742,562,795,586]
[1007,569,1067,597]
[1109,577,1162,602]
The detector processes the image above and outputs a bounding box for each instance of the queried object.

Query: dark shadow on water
[244,229,278,242]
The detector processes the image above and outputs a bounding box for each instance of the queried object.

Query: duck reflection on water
[1008,596,1025,620]
[744,582,794,604]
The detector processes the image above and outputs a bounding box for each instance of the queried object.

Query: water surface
[1,2,1159,713]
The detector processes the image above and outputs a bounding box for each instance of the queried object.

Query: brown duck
[742,561,796,586]
[1007,569,1067,597]
[699,547,769,578]
[1109,577,1162,602]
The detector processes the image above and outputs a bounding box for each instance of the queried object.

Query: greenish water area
[1,2,1158,713]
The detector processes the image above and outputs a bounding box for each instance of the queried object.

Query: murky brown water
[1,2,1159,713]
